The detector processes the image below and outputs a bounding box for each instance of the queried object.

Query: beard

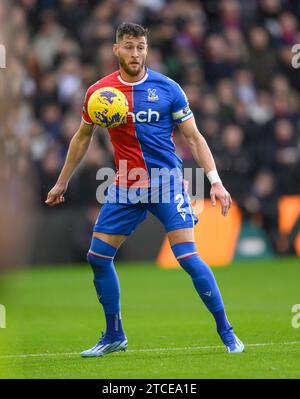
[119,57,145,77]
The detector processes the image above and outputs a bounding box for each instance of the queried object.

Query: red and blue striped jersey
[82,67,193,187]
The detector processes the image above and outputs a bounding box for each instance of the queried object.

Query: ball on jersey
[87,87,129,128]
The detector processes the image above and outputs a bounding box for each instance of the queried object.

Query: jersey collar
[117,67,148,86]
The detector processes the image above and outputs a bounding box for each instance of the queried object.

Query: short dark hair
[116,22,148,43]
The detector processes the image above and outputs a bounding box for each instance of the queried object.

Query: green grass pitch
[0,258,299,379]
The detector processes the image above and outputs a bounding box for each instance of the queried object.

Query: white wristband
[207,170,222,185]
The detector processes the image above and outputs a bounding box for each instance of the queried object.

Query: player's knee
[178,255,209,279]
[86,236,117,270]
[171,241,210,278]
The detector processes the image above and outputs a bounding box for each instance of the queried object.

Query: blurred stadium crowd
[1,0,300,261]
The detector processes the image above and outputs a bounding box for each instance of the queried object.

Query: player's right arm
[45,121,94,206]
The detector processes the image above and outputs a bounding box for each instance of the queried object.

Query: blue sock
[213,310,231,334]
[105,312,124,338]
[87,236,125,340]
[171,242,232,334]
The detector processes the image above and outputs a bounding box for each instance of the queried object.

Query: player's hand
[45,182,68,206]
[210,182,232,217]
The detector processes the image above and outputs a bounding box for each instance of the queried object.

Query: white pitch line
[0,341,299,360]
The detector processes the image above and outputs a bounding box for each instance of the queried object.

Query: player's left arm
[178,116,232,216]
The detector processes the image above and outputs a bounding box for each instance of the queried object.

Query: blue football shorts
[93,182,198,235]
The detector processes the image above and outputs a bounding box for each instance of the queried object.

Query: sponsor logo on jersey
[147,88,159,101]
[127,108,160,123]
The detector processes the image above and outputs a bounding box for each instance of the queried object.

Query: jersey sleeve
[82,87,94,125]
[169,80,193,123]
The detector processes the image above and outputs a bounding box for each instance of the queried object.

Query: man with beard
[46,23,244,356]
